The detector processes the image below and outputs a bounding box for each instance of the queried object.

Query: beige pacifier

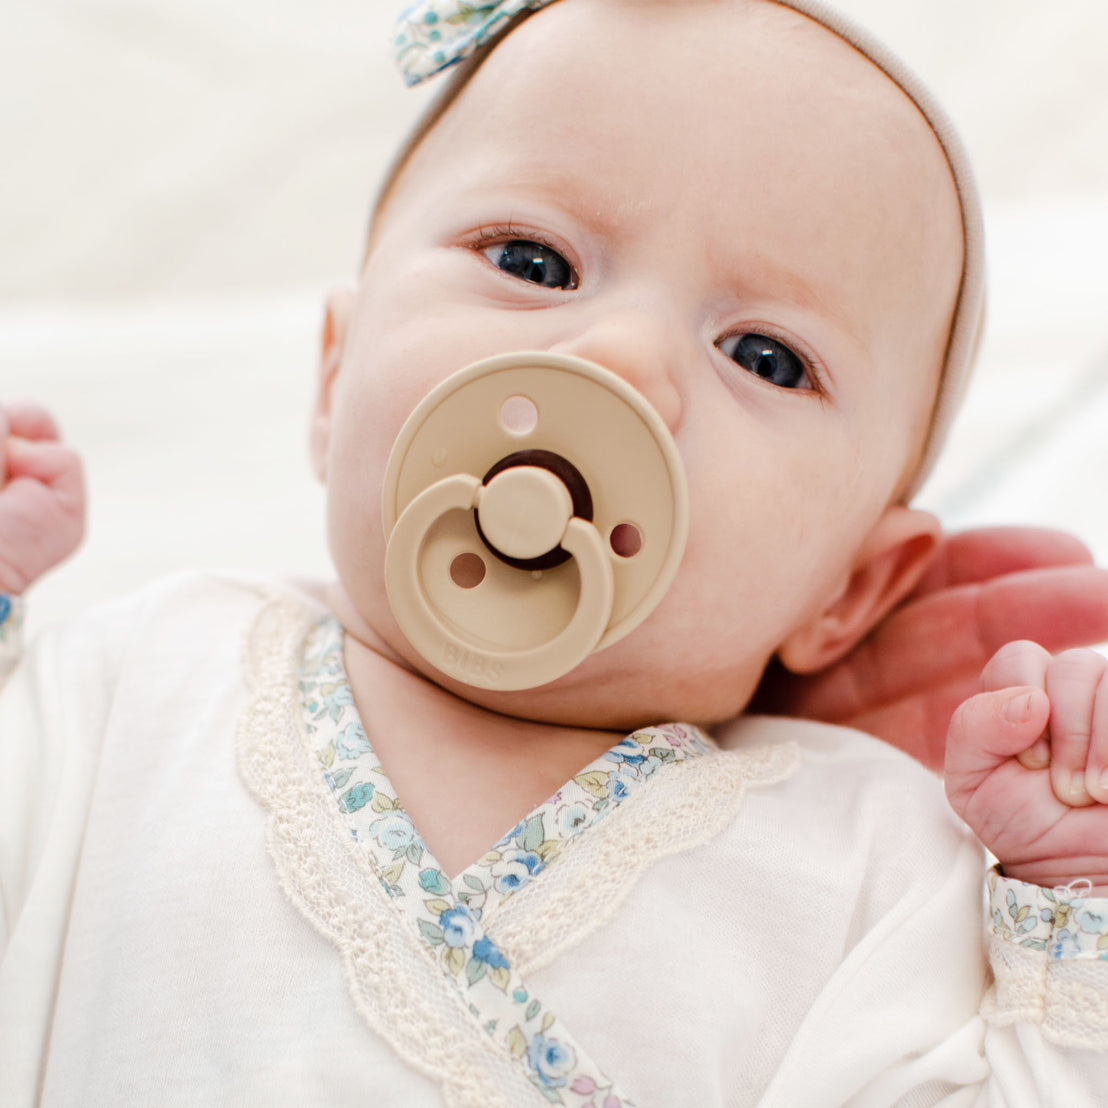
[382,352,688,691]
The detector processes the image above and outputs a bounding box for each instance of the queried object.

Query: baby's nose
[550,311,683,432]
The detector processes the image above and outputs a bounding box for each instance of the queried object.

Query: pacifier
[381,352,688,691]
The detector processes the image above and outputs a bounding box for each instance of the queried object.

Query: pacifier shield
[381,352,688,690]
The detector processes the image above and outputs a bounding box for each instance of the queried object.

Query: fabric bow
[393,0,556,86]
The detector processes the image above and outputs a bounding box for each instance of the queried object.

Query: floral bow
[393,0,556,86]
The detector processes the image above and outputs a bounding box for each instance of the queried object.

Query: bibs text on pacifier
[382,352,688,691]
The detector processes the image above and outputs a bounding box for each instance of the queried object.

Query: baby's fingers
[946,683,1051,784]
[978,641,1053,770]
[1047,649,1108,806]
[1,402,63,445]
[4,437,85,508]
[980,639,1052,691]
[2,403,66,490]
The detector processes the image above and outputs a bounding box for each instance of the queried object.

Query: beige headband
[768,1,986,495]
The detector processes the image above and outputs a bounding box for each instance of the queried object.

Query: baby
[3,0,1108,1104]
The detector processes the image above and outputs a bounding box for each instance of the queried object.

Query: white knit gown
[1,574,1105,1106]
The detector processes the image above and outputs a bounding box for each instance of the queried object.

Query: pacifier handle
[384,471,614,690]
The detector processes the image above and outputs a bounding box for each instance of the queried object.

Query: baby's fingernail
[1061,771,1088,801]
[1023,738,1050,767]
[1004,692,1035,723]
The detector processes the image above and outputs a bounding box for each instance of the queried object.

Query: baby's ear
[777,506,941,675]
[310,289,355,482]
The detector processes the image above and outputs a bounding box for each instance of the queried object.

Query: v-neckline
[298,616,714,920]
[242,602,739,1106]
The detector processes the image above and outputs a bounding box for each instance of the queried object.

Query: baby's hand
[945,640,1108,894]
[0,402,86,594]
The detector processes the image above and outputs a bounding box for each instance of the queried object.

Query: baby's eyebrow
[710,244,870,357]
[718,247,823,312]
[455,160,627,235]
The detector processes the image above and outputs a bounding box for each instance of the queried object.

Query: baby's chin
[327,578,763,732]
[393,626,760,732]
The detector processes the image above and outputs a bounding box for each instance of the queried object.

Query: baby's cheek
[700,437,869,619]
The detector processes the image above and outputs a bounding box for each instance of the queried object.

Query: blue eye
[718,333,810,390]
[483,239,577,290]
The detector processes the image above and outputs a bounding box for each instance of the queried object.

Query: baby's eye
[482,239,577,290]
[717,333,810,390]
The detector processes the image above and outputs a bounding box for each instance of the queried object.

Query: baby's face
[315,0,963,727]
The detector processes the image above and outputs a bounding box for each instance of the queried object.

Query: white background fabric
[3,0,1107,637]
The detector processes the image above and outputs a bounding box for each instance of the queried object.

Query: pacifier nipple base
[478,449,593,572]
[476,466,573,562]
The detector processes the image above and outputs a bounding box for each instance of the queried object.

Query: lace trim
[238,597,549,1106]
[486,742,798,977]
[299,616,715,920]
[296,617,743,1103]
[984,872,1108,1048]
[239,596,788,1102]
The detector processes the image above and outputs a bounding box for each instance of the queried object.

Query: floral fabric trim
[392,0,554,85]
[988,870,1108,960]
[0,593,23,641]
[298,616,714,1105]
[0,594,24,686]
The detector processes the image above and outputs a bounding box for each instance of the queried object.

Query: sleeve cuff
[985,869,1108,1048]
[989,870,1108,958]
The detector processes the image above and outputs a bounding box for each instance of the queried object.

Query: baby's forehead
[424,0,961,267]
[456,0,949,186]
[379,0,971,486]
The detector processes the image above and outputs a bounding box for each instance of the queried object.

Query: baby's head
[311,0,983,728]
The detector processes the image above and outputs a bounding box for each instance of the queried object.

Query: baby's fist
[0,402,86,594]
[946,640,1108,893]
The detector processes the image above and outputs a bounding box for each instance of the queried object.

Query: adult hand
[751,527,1108,770]
[0,402,86,594]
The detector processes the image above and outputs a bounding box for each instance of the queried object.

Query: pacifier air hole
[449,552,487,589]
[609,522,643,558]
[499,395,539,435]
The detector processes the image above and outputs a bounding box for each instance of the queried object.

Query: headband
[390,0,986,496]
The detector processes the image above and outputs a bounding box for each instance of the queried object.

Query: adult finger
[844,667,1002,771]
[1046,649,1107,807]
[784,576,1099,724]
[914,527,1094,595]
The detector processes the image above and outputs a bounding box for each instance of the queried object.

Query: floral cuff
[988,870,1108,959]
[0,593,24,676]
[985,869,1108,1048]
[0,591,23,636]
